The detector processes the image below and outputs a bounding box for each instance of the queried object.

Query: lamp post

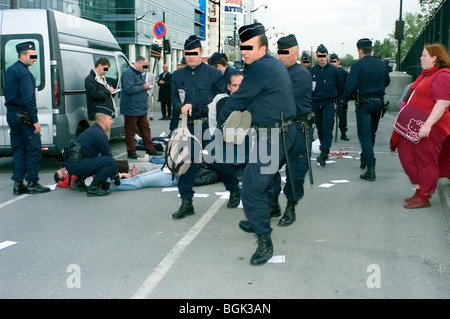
[251,5,267,13]
[209,0,221,52]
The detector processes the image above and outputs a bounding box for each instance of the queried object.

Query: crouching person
[64,104,120,196]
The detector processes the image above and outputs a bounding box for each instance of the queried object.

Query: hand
[108,87,116,94]
[33,122,41,135]
[419,123,432,139]
[143,83,151,90]
[181,104,193,116]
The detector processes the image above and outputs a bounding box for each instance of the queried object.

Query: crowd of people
[5,26,449,266]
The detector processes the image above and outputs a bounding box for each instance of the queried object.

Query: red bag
[393,104,429,144]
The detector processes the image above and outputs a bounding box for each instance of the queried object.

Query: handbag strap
[181,113,188,128]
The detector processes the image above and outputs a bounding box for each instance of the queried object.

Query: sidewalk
[438,177,450,233]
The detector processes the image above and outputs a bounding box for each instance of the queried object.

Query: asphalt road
[1,108,450,301]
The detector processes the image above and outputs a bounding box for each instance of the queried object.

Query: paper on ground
[0,241,18,250]
[267,255,285,263]
[319,183,335,188]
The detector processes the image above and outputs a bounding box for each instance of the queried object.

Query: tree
[419,0,444,18]
[373,39,396,59]
[340,54,356,70]
[396,12,427,58]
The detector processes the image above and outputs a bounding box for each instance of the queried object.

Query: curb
[438,178,450,235]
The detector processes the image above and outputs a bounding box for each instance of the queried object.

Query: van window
[3,37,44,90]
[93,54,118,89]
[118,55,130,75]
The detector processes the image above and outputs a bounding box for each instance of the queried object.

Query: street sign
[153,21,166,39]
[153,38,163,46]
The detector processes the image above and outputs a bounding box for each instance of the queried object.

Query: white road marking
[131,198,227,299]
[0,241,18,250]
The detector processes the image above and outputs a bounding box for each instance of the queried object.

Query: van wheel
[75,125,87,137]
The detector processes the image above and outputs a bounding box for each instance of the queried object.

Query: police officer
[170,35,241,219]
[300,51,311,70]
[218,23,299,266]
[64,104,120,196]
[208,52,242,93]
[309,44,344,166]
[330,53,350,141]
[4,41,50,195]
[343,38,390,181]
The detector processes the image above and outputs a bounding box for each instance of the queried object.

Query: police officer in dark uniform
[300,51,311,70]
[64,104,120,196]
[309,44,344,166]
[170,35,241,219]
[4,41,50,195]
[218,23,299,266]
[343,38,390,181]
[330,53,350,141]
[208,52,242,93]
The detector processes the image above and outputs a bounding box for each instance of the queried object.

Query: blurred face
[316,52,328,67]
[184,47,203,68]
[228,74,243,94]
[163,64,169,72]
[95,64,110,77]
[330,59,340,67]
[301,60,310,68]
[278,46,299,68]
[240,36,266,65]
[420,49,436,71]
[56,167,69,181]
[21,49,37,67]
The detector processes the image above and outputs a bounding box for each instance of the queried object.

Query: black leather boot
[270,196,281,218]
[71,177,87,192]
[86,180,111,197]
[172,199,195,219]
[26,181,50,194]
[278,201,296,227]
[316,151,327,167]
[340,132,349,141]
[13,181,27,195]
[360,157,366,169]
[250,233,273,266]
[227,186,241,208]
[239,220,254,233]
[360,166,376,181]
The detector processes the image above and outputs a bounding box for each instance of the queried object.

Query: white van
[0,8,131,157]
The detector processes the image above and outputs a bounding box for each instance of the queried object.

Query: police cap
[277,34,298,50]
[238,22,265,42]
[96,104,115,118]
[184,35,202,50]
[16,41,35,53]
[357,38,372,49]
[301,52,311,61]
[316,44,328,54]
[330,53,339,61]
[208,52,227,66]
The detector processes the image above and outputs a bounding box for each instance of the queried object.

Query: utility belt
[188,117,209,125]
[61,139,85,165]
[16,111,35,128]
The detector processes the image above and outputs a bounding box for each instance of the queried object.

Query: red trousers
[397,128,446,194]
[124,115,154,154]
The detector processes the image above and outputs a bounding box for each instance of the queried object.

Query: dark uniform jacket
[219,54,296,126]
[4,61,38,123]
[288,62,312,117]
[157,71,172,102]
[84,69,114,121]
[309,63,344,101]
[171,62,225,120]
[120,66,148,116]
[76,123,112,158]
[343,55,391,102]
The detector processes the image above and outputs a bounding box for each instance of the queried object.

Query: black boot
[360,166,376,181]
[71,177,87,192]
[316,151,328,167]
[87,180,111,197]
[172,199,195,219]
[360,157,366,169]
[270,197,281,218]
[278,201,296,227]
[340,132,349,141]
[13,181,27,195]
[26,181,50,194]
[239,220,254,233]
[227,186,241,208]
[250,233,274,266]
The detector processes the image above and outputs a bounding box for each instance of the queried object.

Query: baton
[280,112,297,201]
[334,101,338,143]
[304,121,314,185]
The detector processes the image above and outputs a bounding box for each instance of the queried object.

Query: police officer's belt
[253,120,296,131]
[188,117,208,125]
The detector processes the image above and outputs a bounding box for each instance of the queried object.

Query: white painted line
[0,241,18,250]
[131,197,227,299]
[0,195,29,209]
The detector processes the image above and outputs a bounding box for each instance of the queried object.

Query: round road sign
[154,21,166,39]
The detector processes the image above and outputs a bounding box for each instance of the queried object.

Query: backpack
[163,114,203,179]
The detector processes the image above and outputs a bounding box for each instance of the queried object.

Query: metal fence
[401,0,449,80]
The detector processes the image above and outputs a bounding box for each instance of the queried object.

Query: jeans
[109,169,178,191]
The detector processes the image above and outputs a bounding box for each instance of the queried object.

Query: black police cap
[357,38,372,48]
[301,52,311,61]
[316,44,328,54]
[96,104,115,118]
[16,41,35,53]
[238,22,265,42]
[184,35,202,50]
[208,52,227,66]
[330,53,339,60]
[277,34,298,50]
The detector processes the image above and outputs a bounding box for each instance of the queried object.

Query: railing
[401,0,449,80]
